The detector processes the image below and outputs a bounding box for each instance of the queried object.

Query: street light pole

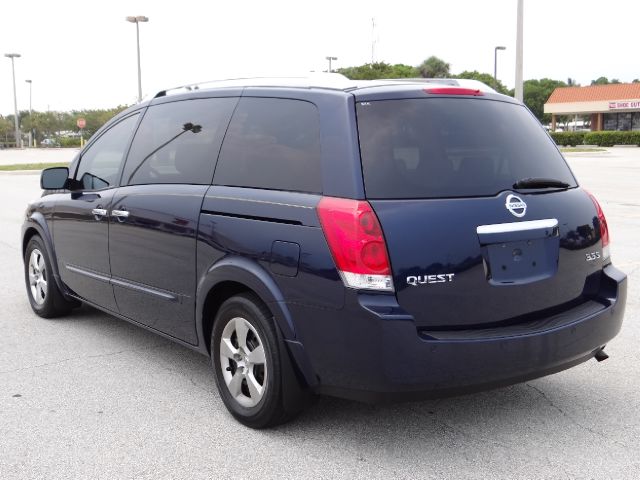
[494,46,506,80]
[25,79,32,147]
[4,53,21,148]
[126,16,149,102]
[326,56,337,73]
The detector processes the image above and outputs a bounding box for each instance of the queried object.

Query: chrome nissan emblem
[506,194,527,218]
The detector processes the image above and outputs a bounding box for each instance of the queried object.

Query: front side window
[214,98,322,193]
[123,98,237,186]
[75,114,139,190]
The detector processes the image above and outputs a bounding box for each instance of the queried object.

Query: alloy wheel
[219,316,268,408]
[28,249,47,305]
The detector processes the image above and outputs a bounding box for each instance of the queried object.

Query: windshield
[356,98,577,199]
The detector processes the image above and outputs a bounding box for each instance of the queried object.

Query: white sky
[1,0,638,114]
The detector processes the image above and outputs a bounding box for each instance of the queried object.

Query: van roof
[153,74,498,99]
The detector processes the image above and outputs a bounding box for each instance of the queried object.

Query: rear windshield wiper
[512,177,570,190]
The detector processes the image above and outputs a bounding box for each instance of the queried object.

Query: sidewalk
[0,148,79,165]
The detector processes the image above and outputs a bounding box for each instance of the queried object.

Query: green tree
[591,77,610,85]
[69,107,127,137]
[455,70,509,95]
[6,106,129,145]
[337,62,418,80]
[0,115,14,144]
[387,63,419,78]
[418,56,450,78]
[34,112,62,141]
[522,78,567,123]
[590,77,623,85]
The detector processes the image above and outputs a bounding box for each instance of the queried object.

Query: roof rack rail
[378,77,497,93]
[380,78,458,85]
[153,73,354,98]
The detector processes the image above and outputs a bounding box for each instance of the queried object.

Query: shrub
[58,136,82,148]
[549,131,587,146]
[583,131,640,147]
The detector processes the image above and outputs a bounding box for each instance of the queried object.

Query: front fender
[22,212,69,300]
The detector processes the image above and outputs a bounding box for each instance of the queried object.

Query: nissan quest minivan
[22,76,627,428]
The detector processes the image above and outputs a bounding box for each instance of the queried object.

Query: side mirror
[40,167,69,190]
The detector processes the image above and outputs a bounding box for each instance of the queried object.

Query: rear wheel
[24,236,75,318]
[212,293,302,428]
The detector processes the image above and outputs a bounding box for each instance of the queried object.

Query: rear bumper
[291,265,627,403]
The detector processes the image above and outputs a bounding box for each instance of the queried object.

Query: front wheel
[24,236,75,318]
[211,293,302,428]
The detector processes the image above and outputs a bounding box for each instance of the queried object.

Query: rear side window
[214,98,322,193]
[356,98,577,199]
[123,98,237,185]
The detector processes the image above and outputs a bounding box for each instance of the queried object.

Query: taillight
[587,191,610,261]
[317,197,394,292]
[423,87,484,96]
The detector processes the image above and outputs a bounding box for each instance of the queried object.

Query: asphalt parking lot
[0,148,638,479]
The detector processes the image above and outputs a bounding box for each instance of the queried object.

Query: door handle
[91,208,108,220]
[111,209,130,221]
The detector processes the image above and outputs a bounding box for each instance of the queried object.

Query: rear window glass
[214,97,322,193]
[356,98,577,199]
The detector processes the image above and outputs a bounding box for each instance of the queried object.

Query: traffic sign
[77,118,86,129]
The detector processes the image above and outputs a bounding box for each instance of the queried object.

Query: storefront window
[633,113,640,131]
[604,113,617,130]
[618,113,632,131]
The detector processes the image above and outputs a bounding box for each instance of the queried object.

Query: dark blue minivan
[22,76,627,427]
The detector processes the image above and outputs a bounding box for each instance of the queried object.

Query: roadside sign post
[77,118,86,148]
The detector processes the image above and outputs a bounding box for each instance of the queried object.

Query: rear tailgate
[370,189,604,328]
[356,93,607,329]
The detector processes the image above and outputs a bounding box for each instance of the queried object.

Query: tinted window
[357,98,577,199]
[604,113,617,130]
[214,98,322,193]
[123,98,237,185]
[618,113,632,131]
[75,114,139,190]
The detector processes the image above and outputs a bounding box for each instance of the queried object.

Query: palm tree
[418,56,451,78]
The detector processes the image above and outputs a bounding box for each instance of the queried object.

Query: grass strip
[0,162,69,171]
[560,147,606,153]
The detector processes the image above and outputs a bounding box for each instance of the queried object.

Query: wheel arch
[196,256,317,388]
[200,280,252,355]
[196,256,296,352]
[22,214,69,299]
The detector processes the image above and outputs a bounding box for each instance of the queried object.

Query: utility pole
[514,0,524,101]
[25,79,33,147]
[494,46,506,81]
[4,53,21,148]
[371,17,376,64]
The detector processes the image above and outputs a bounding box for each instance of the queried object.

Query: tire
[24,236,75,318]
[211,293,303,428]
